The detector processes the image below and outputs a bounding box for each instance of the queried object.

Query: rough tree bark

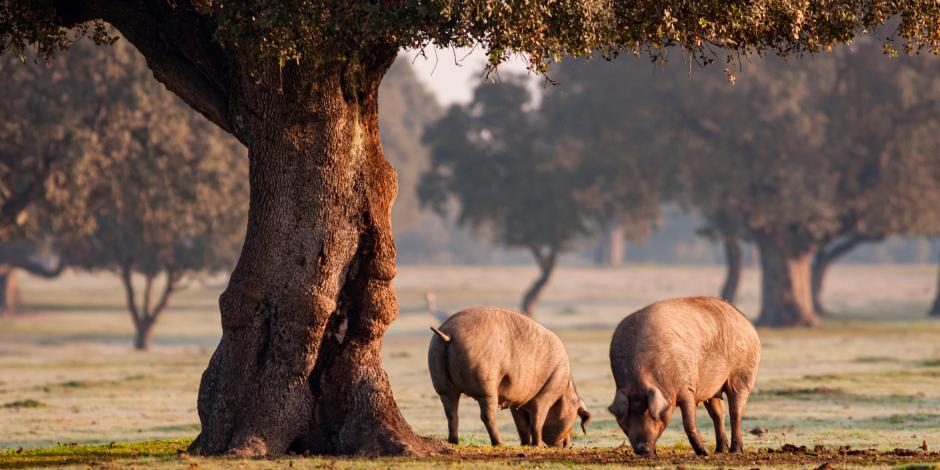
[595,222,625,267]
[719,236,742,303]
[119,267,176,351]
[521,245,559,316]
[188,49,441,457]
[754,233,819,327]
[930,249,940,317]
[811,234,867,317]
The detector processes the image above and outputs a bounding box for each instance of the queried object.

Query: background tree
[677,55,849,327]
[420,77,590,316]
[0,42,105,310]
[677,42,940,326]
[421,68,667,315]
[807,42,940,316]
[540,58,672,271]
[3,0,938,457]
[2,38,247,349]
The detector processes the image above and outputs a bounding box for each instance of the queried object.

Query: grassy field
[1,264,939,468]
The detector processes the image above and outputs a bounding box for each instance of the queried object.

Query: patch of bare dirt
[442,444,940,466]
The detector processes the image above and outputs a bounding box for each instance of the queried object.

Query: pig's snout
[633,443,655,456]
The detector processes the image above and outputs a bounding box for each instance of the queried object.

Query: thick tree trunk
[930,249,940,317]
[719,236,742,303]
[755,235,819,327]
[521,245,558,316]
[811,235,864,317]
[191,50,440,458]
[134,319,155,351]
[595,222,625,267]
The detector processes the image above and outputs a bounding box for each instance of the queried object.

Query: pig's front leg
[678,398,709,456]
[511,408,533,445]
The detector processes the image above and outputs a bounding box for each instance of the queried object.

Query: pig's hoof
[715,445,728,453]
[694,447,710,457]
[730,443,743,453]
[447,437,459,445]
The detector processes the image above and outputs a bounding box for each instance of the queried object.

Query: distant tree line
[3,34,940,337]
[421,37,940,325]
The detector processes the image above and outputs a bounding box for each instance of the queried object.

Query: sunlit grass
[2,265,940,468]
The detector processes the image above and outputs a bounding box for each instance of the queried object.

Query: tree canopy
[3,2,940,139]
[5,1,939,72]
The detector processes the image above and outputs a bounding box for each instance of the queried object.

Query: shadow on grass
[753,387,940,406]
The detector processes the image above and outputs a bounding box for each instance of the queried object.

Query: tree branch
[148,269,177,323]
[815,231,876,266]
[15,256,64,279]
[52,0,235,136]
[119,265,141,327]
[142,274,154,319]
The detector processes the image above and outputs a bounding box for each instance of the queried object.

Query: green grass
[1,400,46,409]
[0,438,188,468]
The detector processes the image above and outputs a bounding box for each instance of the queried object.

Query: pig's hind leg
[440,393,461,445]
[727,389,750,452]
[704,397,729,453]
[526,404,549,447]
[478,395,503,445]
[511,408,533,445]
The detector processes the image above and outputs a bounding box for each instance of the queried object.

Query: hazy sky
[406,47,539,106]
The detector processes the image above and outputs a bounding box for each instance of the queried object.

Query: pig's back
[440,307,569,403]
[611,297,760,398]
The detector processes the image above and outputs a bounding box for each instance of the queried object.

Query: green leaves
[6,1,939,75]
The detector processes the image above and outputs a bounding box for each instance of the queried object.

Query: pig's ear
[646,387,668,421]
[578,399,591,434]
[608,389,628,418]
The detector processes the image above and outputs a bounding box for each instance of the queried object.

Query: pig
[608,296,761,456]
[428,306,591,447]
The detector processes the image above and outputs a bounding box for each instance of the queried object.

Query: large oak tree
[3,0,938,458]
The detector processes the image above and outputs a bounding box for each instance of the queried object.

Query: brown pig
[608,296,760,456]
[428,306,591,447]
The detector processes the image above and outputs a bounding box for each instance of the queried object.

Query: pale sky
[405,47,541,106]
